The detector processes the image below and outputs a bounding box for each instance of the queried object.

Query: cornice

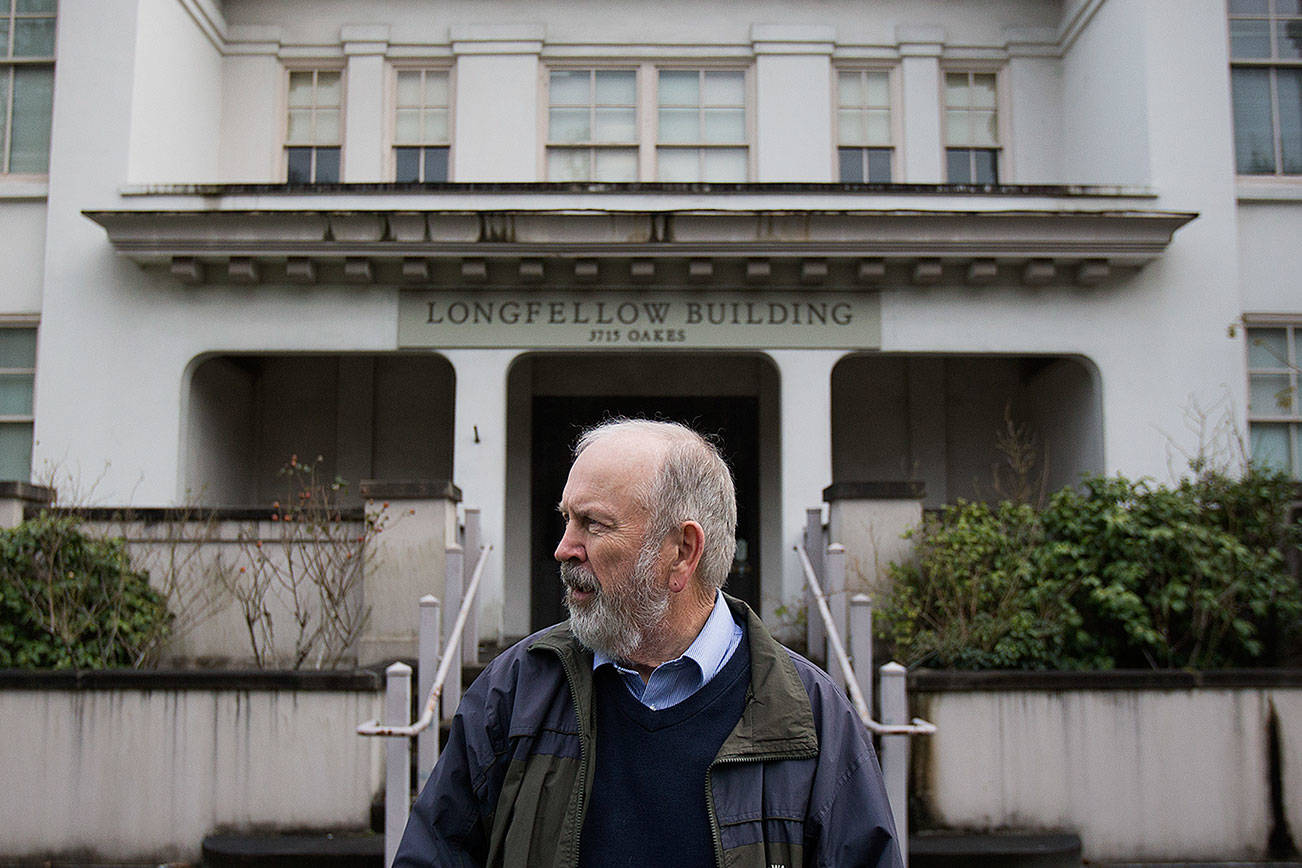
[84,194,1194,291]
[83,184,1192,290]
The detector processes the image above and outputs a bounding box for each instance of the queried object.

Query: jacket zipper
[549,646,591,868]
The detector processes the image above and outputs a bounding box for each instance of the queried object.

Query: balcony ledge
[85,184,1194,289]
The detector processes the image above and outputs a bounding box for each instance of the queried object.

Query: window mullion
[3,66,11,174]
[1270,67,1283,174]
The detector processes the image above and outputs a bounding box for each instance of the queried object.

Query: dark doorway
[530,396,761,631]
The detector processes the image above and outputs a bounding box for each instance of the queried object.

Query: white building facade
[1,0,1296,644]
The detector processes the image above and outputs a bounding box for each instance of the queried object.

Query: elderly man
[394,419,902,867]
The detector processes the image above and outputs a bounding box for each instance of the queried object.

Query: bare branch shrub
[222,455,389,669]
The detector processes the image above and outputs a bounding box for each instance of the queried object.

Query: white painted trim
[1237,180,1302,202]
[175,0,227,53]
[1059,0,1109,55]
[0,178,48,199]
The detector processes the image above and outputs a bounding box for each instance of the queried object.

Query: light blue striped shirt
[593,590,744,711]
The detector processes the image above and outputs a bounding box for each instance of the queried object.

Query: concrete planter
[908,669,1302,863]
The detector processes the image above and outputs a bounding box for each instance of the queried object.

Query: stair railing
[357,521,490,868]
[796,541,935,867]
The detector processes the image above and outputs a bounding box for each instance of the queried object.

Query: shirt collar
[593,589,735,680]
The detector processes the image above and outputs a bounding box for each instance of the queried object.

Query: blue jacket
[394,595,903,868]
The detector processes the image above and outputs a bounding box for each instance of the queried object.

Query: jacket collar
[529,594,818,760]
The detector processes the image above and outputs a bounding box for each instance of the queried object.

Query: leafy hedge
[882,469,1302,670]
[0,514,171,668]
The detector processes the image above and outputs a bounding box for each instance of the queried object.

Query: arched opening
[831,354,1103,507]
[186,353,455,506]
[503,352,780,635]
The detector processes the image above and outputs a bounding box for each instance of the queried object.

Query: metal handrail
[356,543,491,738]
[795,544,936,737]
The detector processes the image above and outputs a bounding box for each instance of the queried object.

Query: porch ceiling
[84,205,1196,289]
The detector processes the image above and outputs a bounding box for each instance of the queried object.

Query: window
[544,65,749,183]
[1248,324,1302,476]
[836,70,893,182]
[944,71,999,184]
[657,69,747,182]
[1,0,55,175]
[547,68,638,182]
[0,327,35,480]
[1230,0,1302,175]
[285,69,341,183]
[394,68,450,182]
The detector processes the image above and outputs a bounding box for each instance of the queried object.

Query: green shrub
[0,513,171,668]
[882,500,1084,670]
[882,469,1302,670]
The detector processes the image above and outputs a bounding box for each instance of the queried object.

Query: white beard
[561,539,669,662]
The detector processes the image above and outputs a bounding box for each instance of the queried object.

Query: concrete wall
[0,674,382,863]
[911,676,1302,862]
[76,500,457,667]
[3,670,1296,864]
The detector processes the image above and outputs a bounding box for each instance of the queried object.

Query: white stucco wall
[1059,0,1151,186]
[127,0,223,184]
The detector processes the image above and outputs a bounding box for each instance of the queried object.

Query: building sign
[398,290,880,349]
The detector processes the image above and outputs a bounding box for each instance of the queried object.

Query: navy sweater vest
[578,624,751,868]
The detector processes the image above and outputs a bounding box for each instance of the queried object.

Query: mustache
[560,562,599,594]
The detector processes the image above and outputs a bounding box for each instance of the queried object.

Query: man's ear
[667,520,705,593]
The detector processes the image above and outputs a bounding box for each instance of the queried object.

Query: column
[451,26,544,181]
[1004,28,1061,184]
[358,480,460,666]
[442,348,519,642]
[769,350,844,608]
[897,26,945,183]
[752,25,835,182]
[824,481,925,600]
[342,25,389,182]
[0,482,53,528]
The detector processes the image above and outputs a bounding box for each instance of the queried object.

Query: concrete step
[200,833,382,867]
[910,830,1082,868]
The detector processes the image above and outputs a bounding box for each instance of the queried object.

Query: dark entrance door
[530,395,761,632]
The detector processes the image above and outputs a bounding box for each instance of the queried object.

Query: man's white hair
[574,418,738,594]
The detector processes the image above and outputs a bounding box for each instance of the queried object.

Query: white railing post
[880,662,909,865]
[825,543,849,691]
[462,509,481,666]
[850,593,873,713]
[384,662,413,868]
[803,509,826,665]
[417,595,441,787]
[442,543,464,723]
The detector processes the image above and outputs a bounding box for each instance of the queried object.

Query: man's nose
[554,525,585,563]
